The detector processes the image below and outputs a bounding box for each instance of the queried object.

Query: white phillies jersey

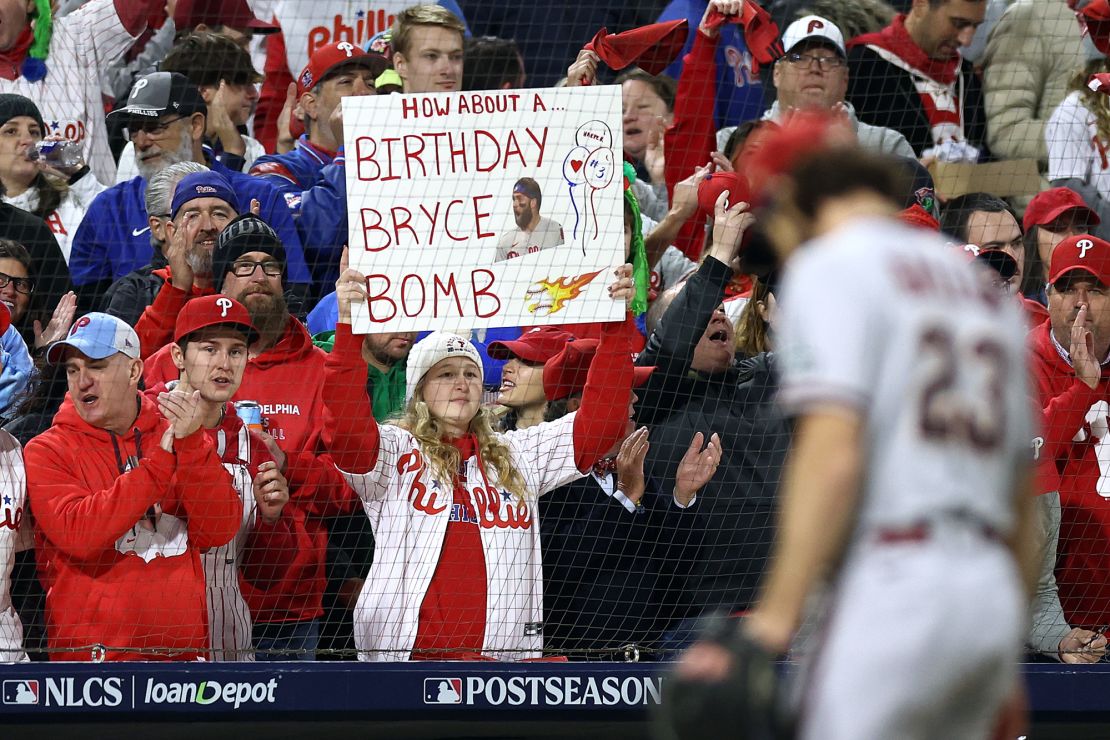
[336,412,582,661]
[0,431,27,663]
[495,217,565,261]
[204,421,269,662]
[1046,91,1110,202]
[0,0,138,186]
[4,173,107,263]
[777,217,1033,536]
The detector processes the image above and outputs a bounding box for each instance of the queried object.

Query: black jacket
[0,203,71,328]
[635,256,791,617]
[540,474,696,658]
[100,249,167,328]
[846,44,989,158]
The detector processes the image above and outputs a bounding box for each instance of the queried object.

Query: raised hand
[33,290,76,350]
[566,49,600,87]
[644,119,667,183]
[671,163,711,220]
[709,191,755,266]
[336,246,368,324]
[1071,304,1101,390]
[158,389,204,439]
[675,432,722,506]
[208,81,246,156]
[699,0,746,36]
[276,82,299,154]
[254,429,287,475]
[615,426,650,504]
[252,460,290,524]
[163,213,201,291]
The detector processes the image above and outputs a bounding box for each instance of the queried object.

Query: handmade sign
[343,87,624,334]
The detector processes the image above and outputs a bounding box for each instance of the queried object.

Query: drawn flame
[524,270,603,316]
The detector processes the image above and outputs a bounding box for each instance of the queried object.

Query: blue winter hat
[170,171,239,219]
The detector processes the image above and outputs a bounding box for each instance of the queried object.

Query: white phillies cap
[46,312,140,365]
[780,15,846,57]
[405,331,484,403]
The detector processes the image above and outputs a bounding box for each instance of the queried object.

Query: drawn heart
[570,159,583,173]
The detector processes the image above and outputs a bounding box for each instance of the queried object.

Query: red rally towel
[583,19,689,75]
[702,1,783,73]
[1077,0,1110,56]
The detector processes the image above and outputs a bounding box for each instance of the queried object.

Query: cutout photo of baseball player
[495,178,565,261]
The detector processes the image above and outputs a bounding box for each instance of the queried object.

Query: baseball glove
[654,613,793,740]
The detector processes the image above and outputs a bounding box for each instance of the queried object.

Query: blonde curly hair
[1073,57,1110,152]
[396,381,529,503]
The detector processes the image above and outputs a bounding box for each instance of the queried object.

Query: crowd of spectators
[0,0,1108,667]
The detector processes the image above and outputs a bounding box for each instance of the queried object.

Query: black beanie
[213,213,287,291]
[0,94,45,133]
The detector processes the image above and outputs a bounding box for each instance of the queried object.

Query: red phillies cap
[1023,187,1100,232]
[543,338,653,402]
[174,295,258,345]
[953,243,1018,282]
[174,0,278,33]
[697,171,751,215]
[488,327,574,363]
[1049,234,1110,286]
[298,42,389,95]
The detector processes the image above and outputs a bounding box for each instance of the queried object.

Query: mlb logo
[2,679,39,705]
[423,677,463,704]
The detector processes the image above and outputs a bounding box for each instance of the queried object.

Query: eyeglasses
[784,52,845,71]
[230,260,283,277]
[126,116,186,140]
[0,271,34,294]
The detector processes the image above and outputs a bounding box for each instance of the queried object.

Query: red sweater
[664,29,720,260]
[25,394,241,661]
[146,316,357,623]
[1030,321,1110,628]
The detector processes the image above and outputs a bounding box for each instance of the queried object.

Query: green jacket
[313,331,406,422]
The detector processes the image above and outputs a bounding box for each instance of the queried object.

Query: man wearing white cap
[717,15,915,159]
[24,312,241,661]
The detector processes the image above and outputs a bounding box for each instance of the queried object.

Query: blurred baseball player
[671,119,1038,739]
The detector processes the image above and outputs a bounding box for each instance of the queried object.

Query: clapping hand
[33,291,76,350]
[615,426,650,504]
[158,389,204,439]
[674,432,722,506]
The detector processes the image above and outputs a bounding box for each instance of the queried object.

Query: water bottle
[30,140,84,171]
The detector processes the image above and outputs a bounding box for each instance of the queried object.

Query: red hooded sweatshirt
[1030,320,1110,628]
[25,393,242,661]
[144,316,357,624]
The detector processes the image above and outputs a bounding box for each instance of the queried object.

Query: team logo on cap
[337,42,356,57]
[300,69,314,90]
[1078,238,1095,259]
[807,19,824,33]
[195,185,217,194]
[216,297,233,318]
[444,336,469,353]
[130,78,149,98]
[69,316,91,336]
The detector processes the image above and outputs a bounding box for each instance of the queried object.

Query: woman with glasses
[0,95,106,265]
[0,240,74,355]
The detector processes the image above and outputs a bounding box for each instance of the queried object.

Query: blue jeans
[253,619,320,661]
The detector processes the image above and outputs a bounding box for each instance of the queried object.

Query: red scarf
[0,27,33,81]
[850,14,959,85]
[850,14,964,145]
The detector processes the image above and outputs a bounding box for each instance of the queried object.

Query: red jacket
[1031,321,1110,628]
[25,393,241,661]
[135,269,216,359]
[145,316,356,623]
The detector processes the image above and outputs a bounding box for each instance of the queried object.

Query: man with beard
[494,178,565,261]
[102,162,209,327]
[130,171,241,357]
[69,72,311,312]
[143,213,356,660]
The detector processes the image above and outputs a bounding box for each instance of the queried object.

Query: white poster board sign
[343,86,624,334]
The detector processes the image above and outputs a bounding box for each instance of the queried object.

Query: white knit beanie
[405,331,484,403]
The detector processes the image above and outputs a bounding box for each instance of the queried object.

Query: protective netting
[0,0,1103,671]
